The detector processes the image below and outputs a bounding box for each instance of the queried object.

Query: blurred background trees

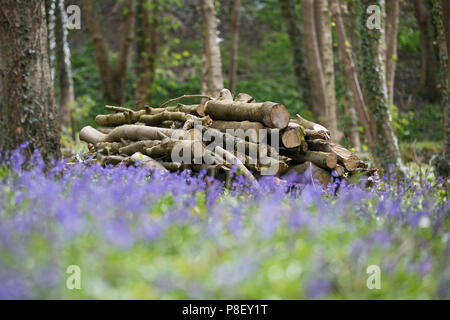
[0,0,449,173]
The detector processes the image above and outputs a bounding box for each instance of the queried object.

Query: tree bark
[80,125,176,144]
[279,0,312,108]
[201,0,224,97]
[205,100,290,129]
[360,0,403,172]
[314,0,324,62]
[307,139,360,171]
[301,0,327,121]
[82,0,135,104]
[441,0,450,59]
[385,0,399,107]
[318,0,339,139]
[330,0,376,158]
[285,161,332,188]
[135,0,159,107]
[54,0,75,139]
[0,0,61,162]
[414,0,440,100]
[228,0,241,94]
[434,0,449,162]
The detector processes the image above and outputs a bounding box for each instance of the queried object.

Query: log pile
[79,89,375,188]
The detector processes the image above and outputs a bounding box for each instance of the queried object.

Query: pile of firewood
[79,89,375,188]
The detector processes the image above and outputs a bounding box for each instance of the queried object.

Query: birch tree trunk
[279,0,312,108]
[319,0,339,140]
[54,0,75,139]
[135,0,159,107]
[360,0,403,171]
[201,0,224,98]
[0,0,61,162]
[301,0,327,121]
[385,0,399,107]
[228,0,241,94]
[82,0,136,104]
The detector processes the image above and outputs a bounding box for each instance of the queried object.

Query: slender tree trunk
[82,0,136,104]
[301,0,327,121]
[135,0,159,107]
[385,0,399,107]
[434,0,449,161]
[314,0,324,62]
[319,0,339,140]
[228,0,241,94]
[440,0,450,61]
[279,0,312,108]
[0,0,61,162]
[338,0,360,151]
[200,52,209,99]
[414,0,440,101]
[45,0,56,84]
[360,0,403,171]
[54,0,76,140]
[201,0,224,98]
[331,0,374,155]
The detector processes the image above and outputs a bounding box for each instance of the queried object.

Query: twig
[160,95,213,108]
[105,105,134,113]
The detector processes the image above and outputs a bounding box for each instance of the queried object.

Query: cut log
[234,93,255,103]
[80,126,107,144]
[105,125,176,142]
[305,129,330,141]
[160,120,184,129]
[100,155,127,166]
[210,120,266,143]
[165,104,205,117]
[213,146,259,185]
[285,161,332,188]
[217,88,234,101]
[145,139,205,161]
[268,122,306,149]
[129,152,168,172]
[307,139,360,171]
[95,109,148,126]
[95,142,124,154]
[290,151,337,170]
[80,125,180,144]
[294,114,331,139]
[202,127,278,158]
[140,111,212,129]
[333,164,346,177]
[205,100,290,129]
[119,140,161,155]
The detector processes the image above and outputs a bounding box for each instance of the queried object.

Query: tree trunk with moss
[0,0,61,162]
[359,0,402,172]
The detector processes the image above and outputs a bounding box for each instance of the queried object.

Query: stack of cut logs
[79,89,376,188]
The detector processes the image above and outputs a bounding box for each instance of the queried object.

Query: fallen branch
[160,94,213,108]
